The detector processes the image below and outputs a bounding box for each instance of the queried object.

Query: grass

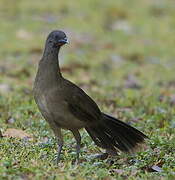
[0,0,175,179]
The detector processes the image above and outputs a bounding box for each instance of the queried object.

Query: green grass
[0,0,175,179]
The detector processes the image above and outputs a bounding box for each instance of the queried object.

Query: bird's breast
[34,91,85,130]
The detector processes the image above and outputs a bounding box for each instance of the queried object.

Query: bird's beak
[58,38,69,45]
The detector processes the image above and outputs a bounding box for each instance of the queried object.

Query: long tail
[85,113,147,153]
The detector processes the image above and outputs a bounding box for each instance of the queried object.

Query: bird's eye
[55,35,59,39]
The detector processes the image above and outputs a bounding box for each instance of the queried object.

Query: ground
[0,0,175,179]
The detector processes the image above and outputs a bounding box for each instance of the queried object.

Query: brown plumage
[33,30,147,163]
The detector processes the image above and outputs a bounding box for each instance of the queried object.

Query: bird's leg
[72,130,81,163]
[53,127,63,164]
[56,136,63,164]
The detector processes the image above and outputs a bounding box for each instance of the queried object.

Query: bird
[33,30,147,163]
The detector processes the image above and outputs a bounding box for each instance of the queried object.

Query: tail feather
[85,113,147,153]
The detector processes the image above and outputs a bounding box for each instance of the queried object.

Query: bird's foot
[72,158,80,165]
[90,152,109,160]
[96,152,109,160]
[53,156,60,166]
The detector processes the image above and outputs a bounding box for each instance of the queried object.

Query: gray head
[46,30,68,48]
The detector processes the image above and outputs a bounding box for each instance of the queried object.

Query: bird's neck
[36,45,62,87]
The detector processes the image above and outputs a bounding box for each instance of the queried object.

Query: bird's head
[46,30,68,48]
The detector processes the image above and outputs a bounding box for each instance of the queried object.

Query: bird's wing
[64,79,101,123]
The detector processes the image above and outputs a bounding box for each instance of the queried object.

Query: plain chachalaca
[33,30,147,163]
